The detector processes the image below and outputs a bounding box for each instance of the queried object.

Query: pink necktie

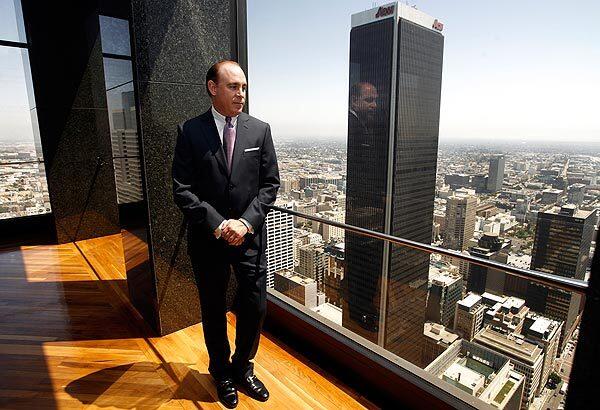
[223,116,236,174]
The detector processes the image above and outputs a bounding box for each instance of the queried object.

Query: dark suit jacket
[172,109,280,256]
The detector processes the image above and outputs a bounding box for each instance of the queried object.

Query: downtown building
[527,205,597,351]
[265,201,295,289]
[426,339,525,410]
[467,232,511,295]
[425,266,463,329]
[474,327,543,409]
[343,2,444,365]
[487,155,506,193]
[443,194,477,251]
[454,293,486,341]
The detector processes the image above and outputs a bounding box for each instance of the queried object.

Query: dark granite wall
[128,0,242,334]
[21,1,120,243]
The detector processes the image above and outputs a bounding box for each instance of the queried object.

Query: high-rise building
[443,194,477,251]
[467,232,511,295]
[527,205,597,351]
[425,268,463,328]
[297,243,326,291]
[344,3,443,365]
[265,202,295,289]
[567,183,586,206]
[521,313,562,395]
[323,243,345,308]
[454,293,486,340]
[487,155,505,193]
[318,210,345,242]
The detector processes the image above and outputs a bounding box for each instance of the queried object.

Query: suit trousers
[191,237,267,380]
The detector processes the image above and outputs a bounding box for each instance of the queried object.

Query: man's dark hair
[206,60,241,96]
[350,82,375,100]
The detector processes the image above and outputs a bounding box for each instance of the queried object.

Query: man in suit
[172,60,279,408]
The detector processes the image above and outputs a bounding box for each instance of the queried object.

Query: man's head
[206,60,247,117]
[350,82,378,122]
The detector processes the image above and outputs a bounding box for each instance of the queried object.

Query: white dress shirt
[210,106,253,238]
[211,105,238,145]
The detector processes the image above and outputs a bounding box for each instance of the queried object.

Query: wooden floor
[0,233,376,409]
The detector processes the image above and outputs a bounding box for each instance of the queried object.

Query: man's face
[352,84,378,121]
[208,63,247,117]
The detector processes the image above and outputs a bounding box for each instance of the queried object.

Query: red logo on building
[432,19,444,31]
[375,5,395,18]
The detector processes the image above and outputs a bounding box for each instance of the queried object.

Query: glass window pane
[103,57,142,204]
[99,15,131,56]
[0,0,26,43]
[0,163,51,219]
[0,46,43,162]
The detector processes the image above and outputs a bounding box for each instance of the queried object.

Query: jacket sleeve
[172,123,225,233]
[240,123,280,232]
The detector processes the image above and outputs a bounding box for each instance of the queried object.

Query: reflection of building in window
[100,15,143,205]
[323,242,345,308]
[110,90,143,203]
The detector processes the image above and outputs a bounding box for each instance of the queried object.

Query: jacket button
[228,183,234,190]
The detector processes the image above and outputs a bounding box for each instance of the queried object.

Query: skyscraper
[425,268,463,329]
[527,205,597,350]
[297,242,326,291]
[487,155,505,193]
[454,293,486,341]
[467,232,511,295]
[443,194,477,251]
[265,202,295,289]
[344,2,444,365]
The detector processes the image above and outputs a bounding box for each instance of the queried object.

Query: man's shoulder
[179,110,212,133]
[240,112,269,129]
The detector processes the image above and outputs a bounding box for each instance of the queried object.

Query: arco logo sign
[375,5,395,18]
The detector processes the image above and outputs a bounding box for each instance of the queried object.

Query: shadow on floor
[64,363,216,408]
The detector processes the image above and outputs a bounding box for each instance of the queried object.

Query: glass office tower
[344,3,444,366]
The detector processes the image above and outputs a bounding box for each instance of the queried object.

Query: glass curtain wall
[248,1,598,408]
[0,0,50,219]
[99,15,143,204]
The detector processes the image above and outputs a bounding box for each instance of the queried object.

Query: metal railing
[270,205,589,295]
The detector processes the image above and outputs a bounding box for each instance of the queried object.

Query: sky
[1,1,599,144]
[246,0,600,142]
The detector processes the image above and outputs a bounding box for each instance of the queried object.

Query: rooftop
[458,293,482,309]
[475,328,543,364]
[424,322,460,345]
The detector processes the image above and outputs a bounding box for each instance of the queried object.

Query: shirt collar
[211,105,238,126]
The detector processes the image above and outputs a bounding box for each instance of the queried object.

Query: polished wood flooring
[0,234,375,409]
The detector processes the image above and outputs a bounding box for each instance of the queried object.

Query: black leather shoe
[235,374,269,402]
[215,377,238,408]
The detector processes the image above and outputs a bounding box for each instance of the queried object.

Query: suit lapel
[200,110,229,177]
[230,112,250,182]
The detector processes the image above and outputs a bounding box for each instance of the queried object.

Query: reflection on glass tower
[110,90,143,204]
[343,2,444,366]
